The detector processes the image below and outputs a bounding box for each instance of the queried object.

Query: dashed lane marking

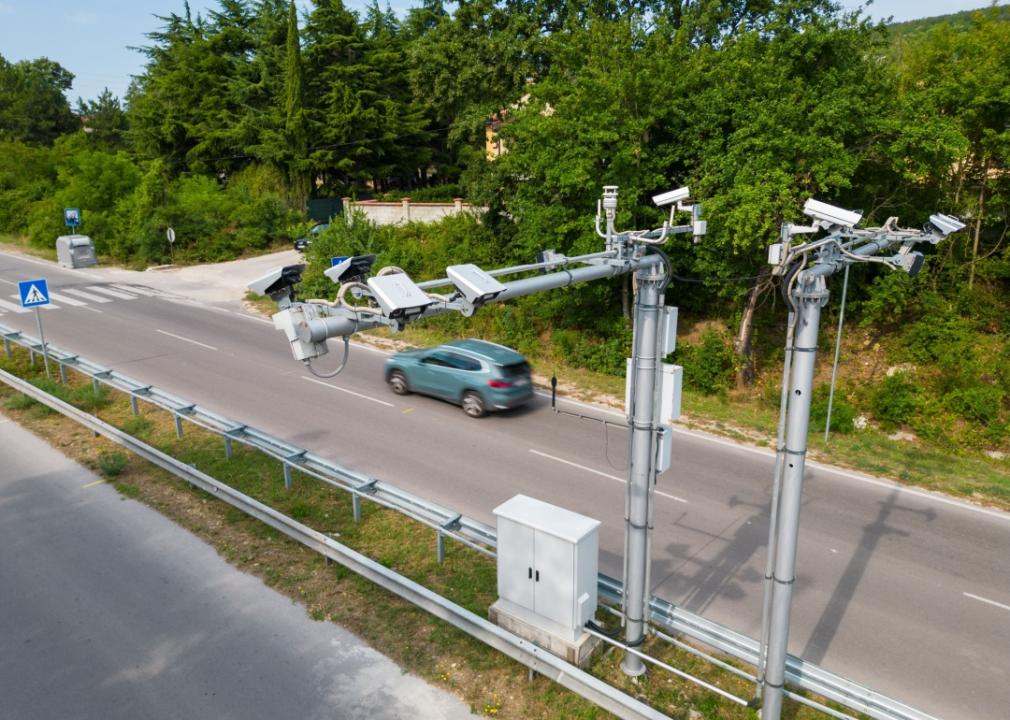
[528,448,688,504]
[61,287,112,303]
[155,329,217,351]
[300,375,395,407]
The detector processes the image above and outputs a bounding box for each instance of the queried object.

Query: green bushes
[675,330,735,396]
[870,374,921,430]
[810,384,857,434]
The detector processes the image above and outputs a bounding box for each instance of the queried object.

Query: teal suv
[384,339,534,417]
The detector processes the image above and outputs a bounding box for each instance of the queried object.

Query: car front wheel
[388,370,410,395]
[461,391,486,418]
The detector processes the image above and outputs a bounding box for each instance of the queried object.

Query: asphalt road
[1,250,1007,719]
[0,410,474,719]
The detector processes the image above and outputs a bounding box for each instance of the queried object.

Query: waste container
[56,234,98,269]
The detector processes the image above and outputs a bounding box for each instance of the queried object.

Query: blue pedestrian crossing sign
[19,278,51,308]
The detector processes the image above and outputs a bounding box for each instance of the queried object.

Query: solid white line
[665,425,1010,523]
[61,287,112,303]
[80,306,103,314]
[155,329,217,351]
[963,592,1010,612]
[85,285,137,300]
[300,375,395,407]
[528,448,688,503]
[0,279,16,286]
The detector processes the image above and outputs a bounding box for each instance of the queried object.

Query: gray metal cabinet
[493,494,599,641]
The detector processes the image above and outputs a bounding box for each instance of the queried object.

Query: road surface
[0,412,474,719]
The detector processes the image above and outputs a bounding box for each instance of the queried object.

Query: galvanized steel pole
[761,273,828,719]
[621,260,666,676]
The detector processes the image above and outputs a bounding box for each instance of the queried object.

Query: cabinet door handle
[535,570,540,582]
[528,567,532,579]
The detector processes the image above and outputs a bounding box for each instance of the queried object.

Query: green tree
[0,54,77,145]
[76,88,128,150]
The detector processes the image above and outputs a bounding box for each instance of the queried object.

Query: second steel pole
[761,273,828,718]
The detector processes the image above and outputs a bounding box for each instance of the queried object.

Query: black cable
[585,619,622,638]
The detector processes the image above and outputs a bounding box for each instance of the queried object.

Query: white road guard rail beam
[0,323,937,720]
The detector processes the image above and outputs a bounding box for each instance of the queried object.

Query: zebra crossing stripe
[0,298,30,314]
[8,294,59,310]
[110,283,160,297]
[47,291,87,307]
[61,287,112,303]
[85,285,137,300]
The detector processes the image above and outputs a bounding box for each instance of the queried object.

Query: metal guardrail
[0,366,667,720]
[0,323,938,720]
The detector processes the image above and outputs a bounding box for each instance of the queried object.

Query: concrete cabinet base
[489,600,600,668]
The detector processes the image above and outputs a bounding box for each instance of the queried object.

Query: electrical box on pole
[625,360,682,425]
[490,495,601,666]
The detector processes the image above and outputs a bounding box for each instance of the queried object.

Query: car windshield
[500,361,530,378]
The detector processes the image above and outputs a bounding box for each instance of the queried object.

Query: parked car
[293,222,329,252]
[384,339,534,417]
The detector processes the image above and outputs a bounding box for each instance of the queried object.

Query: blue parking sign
[18,278,51,308]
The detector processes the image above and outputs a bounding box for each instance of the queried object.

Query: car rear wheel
[388,370,410,395]
[461,391,486,418]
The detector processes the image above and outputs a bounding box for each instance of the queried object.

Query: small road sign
[64,208,81,229]
[19,278,51,308]
[167,227,176,244]
[330,256,348,267]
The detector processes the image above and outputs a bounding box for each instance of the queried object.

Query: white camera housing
[803,199,862,229]
[446,264,505,304]
[652,187,690,207]
[929,213,966,236]
[366,272,432,319]
[325,254,376,284]
[247,264,305,304]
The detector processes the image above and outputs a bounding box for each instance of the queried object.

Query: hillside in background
[888,2,1010,37]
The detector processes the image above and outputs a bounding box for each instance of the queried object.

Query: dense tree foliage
[0,1,1007,451]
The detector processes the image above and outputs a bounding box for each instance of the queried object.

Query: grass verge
[0,345,864,719]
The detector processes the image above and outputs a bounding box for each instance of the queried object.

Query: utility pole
[756,200,965,718]
[621,259,666,675]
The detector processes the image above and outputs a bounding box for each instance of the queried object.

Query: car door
[411,351,454,396]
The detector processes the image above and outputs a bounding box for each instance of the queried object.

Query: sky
[0,0,1003,105]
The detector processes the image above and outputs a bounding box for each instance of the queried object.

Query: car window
[500,361,531,378]
[444,352,481,371]
[421,351,454,367]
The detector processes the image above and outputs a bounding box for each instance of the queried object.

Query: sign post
[166,227,176,264]
[18,279,52,380]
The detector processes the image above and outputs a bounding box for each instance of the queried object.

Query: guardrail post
[283,462,292,490]
[224,436,233,459]
[174,413,184,438]
[436,529,445,564]
[130,395,139,415]
[352,493,362,522]
[91,378,100,395]
[3,337,10,358]
[58,362,67,384]
[29,348,35,366]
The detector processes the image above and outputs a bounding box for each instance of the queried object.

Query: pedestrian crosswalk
[0,283,162,315]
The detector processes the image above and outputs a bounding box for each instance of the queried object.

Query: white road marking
[111,283,159,297]
[155,329,217,351]
[300,375,395,407]
[61,287,112,303]
[0,278,16,286]
[46,291,87,306]
[85,285,137,300]
[529,448,688,503]
[82,479,107,489]
[0,298,29,314]
[963,592,1010,612]
[7,294,59,310]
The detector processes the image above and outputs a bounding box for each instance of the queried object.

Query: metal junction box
[56,234,98,269]
[491,495,600,654]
